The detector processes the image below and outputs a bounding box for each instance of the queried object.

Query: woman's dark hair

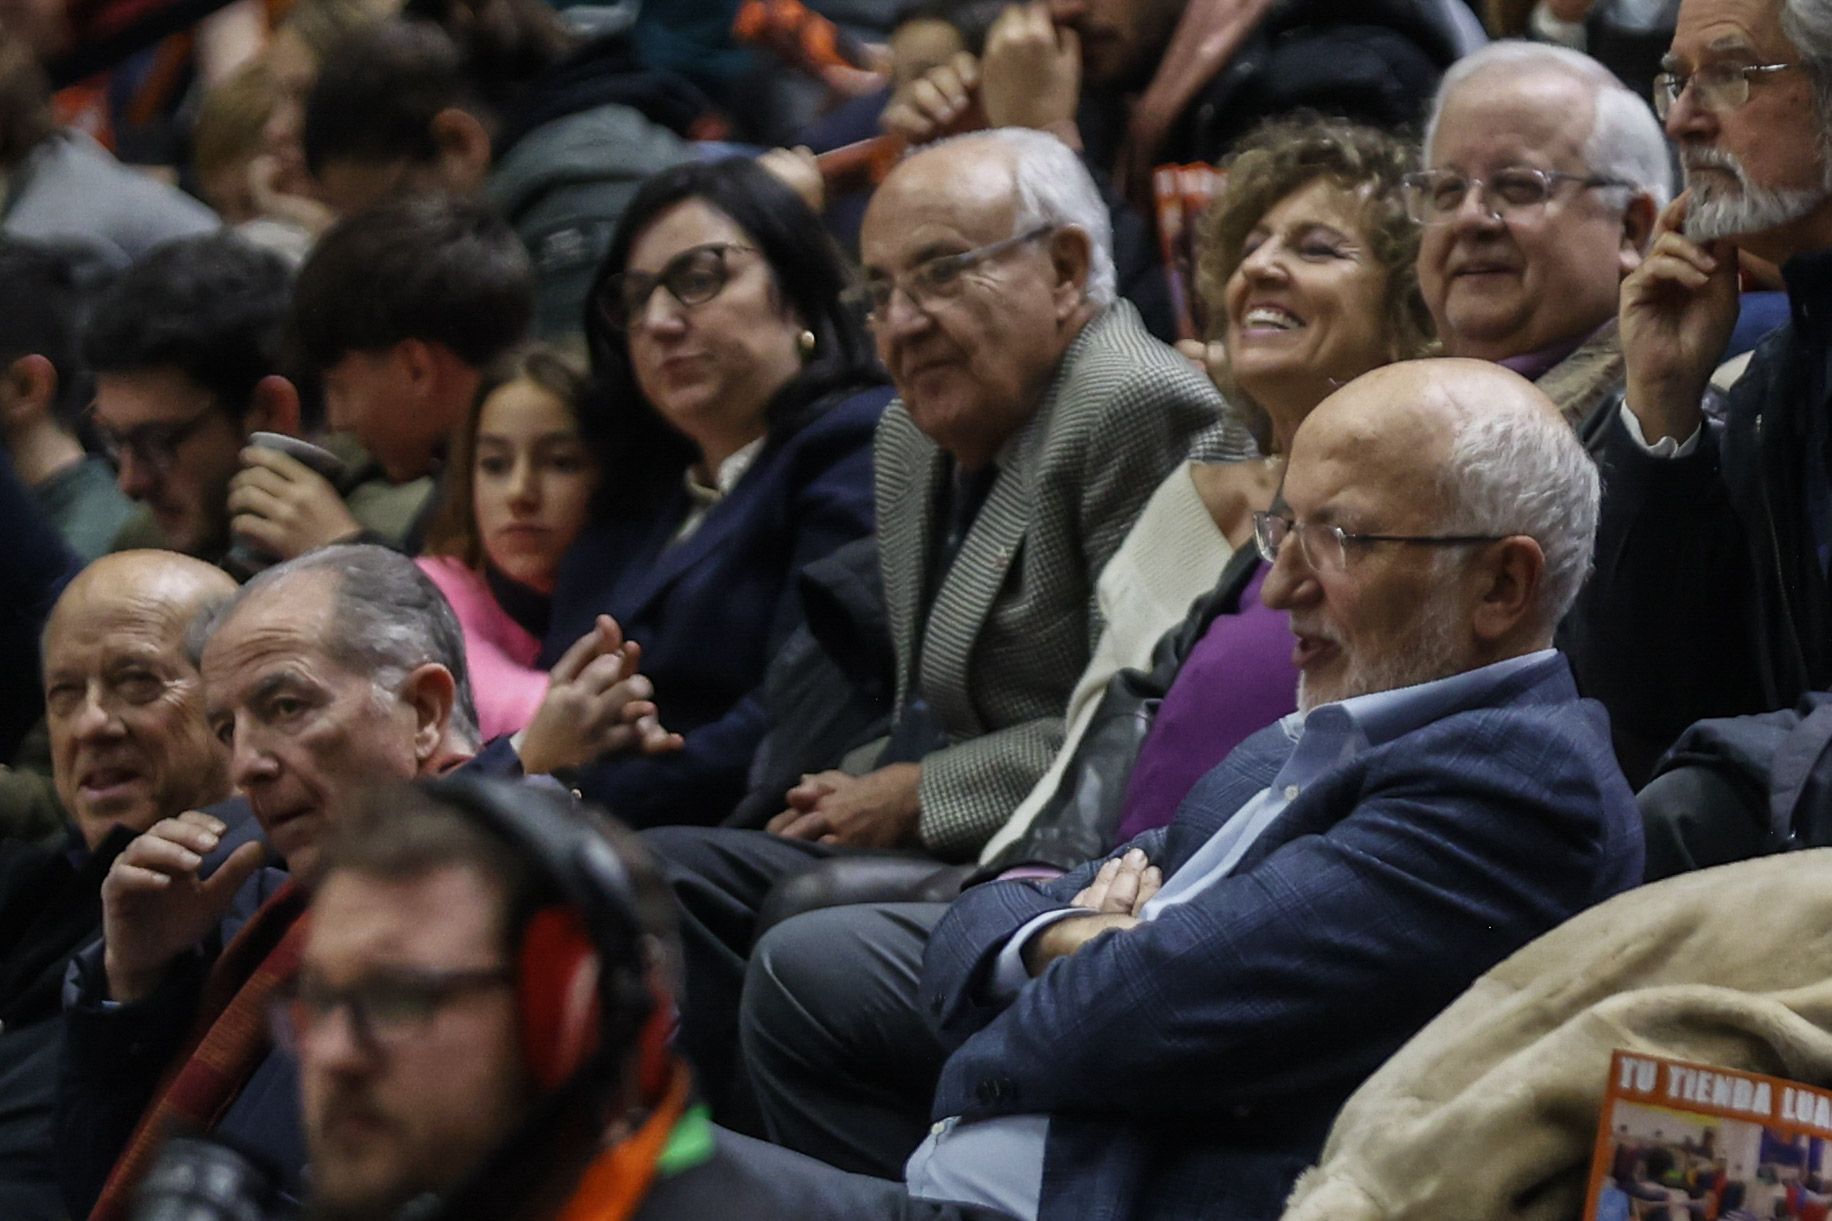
[581,156,880,514]
[421,341,595,569]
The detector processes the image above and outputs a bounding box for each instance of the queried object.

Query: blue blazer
[920,654,1644,1221]
[544,384,889,828]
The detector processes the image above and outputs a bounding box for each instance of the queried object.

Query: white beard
[1683,145,1832,241]
[1295,589,1469,715]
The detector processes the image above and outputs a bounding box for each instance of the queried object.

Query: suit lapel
[612,444,784,620]
[875,408,947,707]
[919,450,1031,732]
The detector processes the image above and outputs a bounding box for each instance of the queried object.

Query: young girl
[418,343,604,740]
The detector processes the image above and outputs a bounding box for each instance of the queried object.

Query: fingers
[766,808,799,834]
[784,771,843,810]
[1651,190,1690,241]
[115,829,208,881]
[882,55,978,142]
[200,840,267,905]
[549,618,618,685]
[1131,865,1162,915]
[1103,849,1147,914]
[773,809,832,841]
[151,813,227,856]
[238,445,314,482]
[1073,856,1119,910]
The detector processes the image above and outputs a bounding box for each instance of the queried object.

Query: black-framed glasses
[89,405,220,476]
[1401,167,1635,224]
[271,965,514,1055]
[1653,61,1799,120]
[1252,510,1508,571]
[852,225,1055,323]
[598,242,756,332]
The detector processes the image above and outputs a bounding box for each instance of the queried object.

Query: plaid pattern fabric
[89,882,311,1221]
[875,301,1223,860]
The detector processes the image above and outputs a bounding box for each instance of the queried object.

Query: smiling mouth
[1239,305,1305,334]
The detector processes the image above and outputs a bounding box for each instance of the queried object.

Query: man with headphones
[290,775,1005,1220]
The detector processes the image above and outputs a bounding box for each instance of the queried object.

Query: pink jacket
[416,555,548,742]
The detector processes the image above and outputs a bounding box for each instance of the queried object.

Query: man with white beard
[1561,0,1832,778]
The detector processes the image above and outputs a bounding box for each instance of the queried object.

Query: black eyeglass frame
[850,225,1057,323]
[597,241,758,333]
[271,964,516,1055]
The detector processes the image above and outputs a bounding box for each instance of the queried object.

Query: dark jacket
[1567,249,1832,782]
[0,458,82,765]
[978,545,1264,878]
[544,384,888,828]
[922,654,1642,1221]
[1172,0,1464,164]
[0,825,140,1221]
[726,536,896,830]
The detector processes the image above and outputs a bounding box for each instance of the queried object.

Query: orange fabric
[556,1064,693,1221]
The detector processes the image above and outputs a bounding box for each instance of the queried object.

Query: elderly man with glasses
[643,126,1226,1119]
[908,356,1642,1221]
[1563,0,1832,856]
[1412,40,1672,445]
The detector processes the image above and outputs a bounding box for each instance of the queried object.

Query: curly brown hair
[1195,114,1434,445]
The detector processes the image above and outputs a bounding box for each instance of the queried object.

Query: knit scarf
[556,1062,705,1221]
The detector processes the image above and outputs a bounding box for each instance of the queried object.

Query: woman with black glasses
[543,156,889,828]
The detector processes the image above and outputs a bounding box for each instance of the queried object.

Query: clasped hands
[514,615,684,776]
[1022,847,1162,976]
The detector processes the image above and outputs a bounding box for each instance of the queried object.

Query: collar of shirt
[683,434,766,506]
[1269,649,1561,795]
[1496,325,1599,383]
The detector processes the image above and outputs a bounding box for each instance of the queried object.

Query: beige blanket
[1282,851,1832,1220]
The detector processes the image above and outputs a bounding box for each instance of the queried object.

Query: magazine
[1584,1050,1832,1220]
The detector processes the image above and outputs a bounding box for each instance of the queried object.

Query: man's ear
[399,662,457,765]
[0,354,59,431]
[1470,535,1547,646]
[1619,192,1659,269]
[242,375,302,437]
[430,107,492,194]
[393,338,438,399]
[1046,226,1093,322]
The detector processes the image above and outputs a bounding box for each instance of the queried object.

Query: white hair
[1427,40,1674,211]
[1783,0,1832,120]
[1439,398,1601,627]
[928,127,1118,308]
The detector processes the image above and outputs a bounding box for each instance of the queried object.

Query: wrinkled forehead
[45,594,191,671]
[1285,382,1456,521]
[200,575,343,691]
[861,147,1020,270]
[1670,0,1794,64]
[1430,69,1600,170]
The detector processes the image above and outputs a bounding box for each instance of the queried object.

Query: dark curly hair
[1197,114,1434,445]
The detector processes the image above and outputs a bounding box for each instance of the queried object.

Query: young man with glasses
[1569,0,1832,837]
[910,357,1642,1221]
[1413,40,1670,446]
[83,233,429,566]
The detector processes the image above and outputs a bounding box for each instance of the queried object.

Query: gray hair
[1782,0,1832,124]
[1427,40,1674,212]
[929,127,1118,308]
[190,544,481,749]
[1438,399,1601,626]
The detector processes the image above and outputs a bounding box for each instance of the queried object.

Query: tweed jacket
[920,653,1644,1220]
[1281,850,1832,1221]
[874,300,1222,859]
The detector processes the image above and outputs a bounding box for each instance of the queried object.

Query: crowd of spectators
[3,0,1832,1217]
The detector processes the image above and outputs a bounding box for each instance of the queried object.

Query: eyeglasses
[1401,167,1634,224]
[272,965,514,1055]
[89,405,221,476]
[852,226,1055,323]
[599,242,756,332]
[1652,61,1799,120]
[1252,510,1508,571]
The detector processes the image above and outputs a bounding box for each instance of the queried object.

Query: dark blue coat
[920,654,1644,1221]
[544,384,887,828]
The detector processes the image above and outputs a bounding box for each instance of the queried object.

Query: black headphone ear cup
[517,907,602,1090]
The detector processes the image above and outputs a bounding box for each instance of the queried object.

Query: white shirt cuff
[1619,403,1702,457]
[987,909,1089,1001]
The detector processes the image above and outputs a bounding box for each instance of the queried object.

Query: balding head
[861,129,1101,469]
[1263,359,1598,711]
[44,551,236,849]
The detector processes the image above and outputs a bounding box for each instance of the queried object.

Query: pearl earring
[798,329,816,357]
